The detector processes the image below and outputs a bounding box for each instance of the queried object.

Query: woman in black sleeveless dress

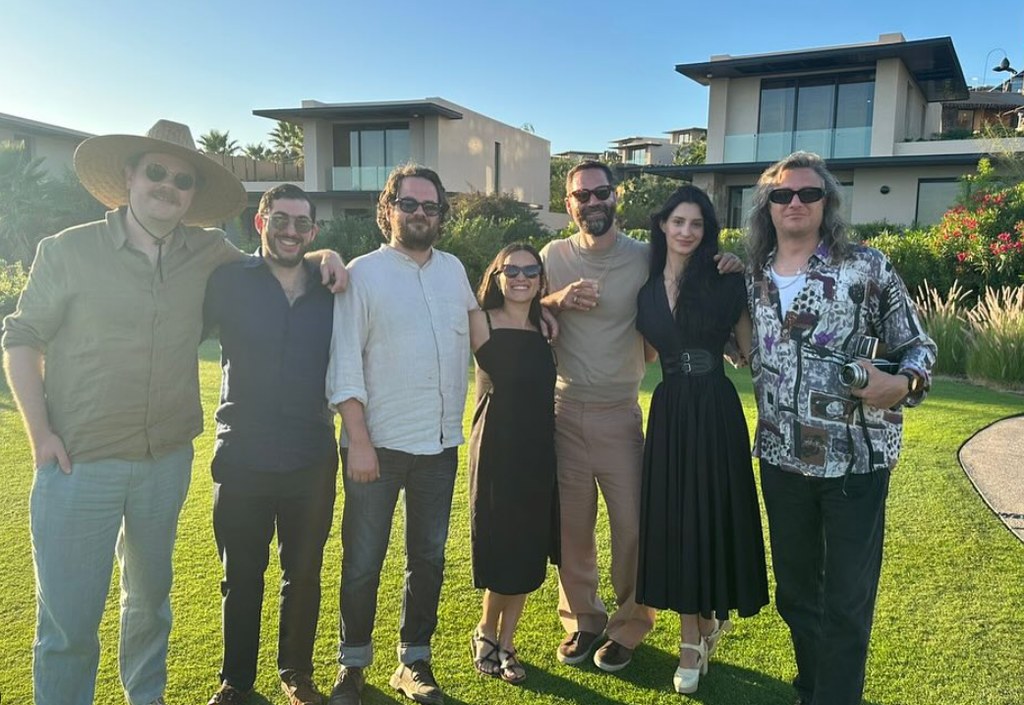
[635,185,768,694]
[467,243,558,685]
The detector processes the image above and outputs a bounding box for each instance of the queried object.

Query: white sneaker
[672,640,706,694]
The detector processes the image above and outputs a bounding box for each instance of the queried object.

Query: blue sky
[3,1,1022,154]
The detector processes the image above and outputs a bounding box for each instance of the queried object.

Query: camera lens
[841,362,868,389]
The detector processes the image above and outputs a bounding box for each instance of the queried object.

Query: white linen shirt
[327,244,477,455]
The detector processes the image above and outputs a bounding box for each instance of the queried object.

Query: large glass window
[332,125,410,190]
[727,185,756,229]
[757,74,874,161]
[916,179,959,226]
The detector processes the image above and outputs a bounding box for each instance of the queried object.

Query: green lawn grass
[1,340,1022,704]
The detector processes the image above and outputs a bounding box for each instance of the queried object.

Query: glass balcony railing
[722,128,872,163]
[331,166,396,191]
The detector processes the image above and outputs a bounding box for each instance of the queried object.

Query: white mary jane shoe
[672,639,706,694]
[704,618,733,658]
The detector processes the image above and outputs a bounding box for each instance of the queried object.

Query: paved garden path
[959,413,1024,543]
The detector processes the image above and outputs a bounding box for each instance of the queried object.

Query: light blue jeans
[29,444,193,705]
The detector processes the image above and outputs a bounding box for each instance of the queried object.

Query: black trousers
[760,463,890,705]
[213,463,337,690]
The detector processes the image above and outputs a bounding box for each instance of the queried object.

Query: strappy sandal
[498,647,527,685]
[470,629,500,677]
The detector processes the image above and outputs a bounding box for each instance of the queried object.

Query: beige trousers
[554,397,656,649]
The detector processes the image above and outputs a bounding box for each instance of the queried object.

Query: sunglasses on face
[570,186,614,203]
[144,162,195,191]
[394,197,442,217]
[498,264,542,279]
[768,187,825,205]
[265,213,315,234]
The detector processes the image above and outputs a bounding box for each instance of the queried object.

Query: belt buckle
[683,362,692,373]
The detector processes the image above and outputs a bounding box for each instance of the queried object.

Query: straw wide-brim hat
[74,119,248,226]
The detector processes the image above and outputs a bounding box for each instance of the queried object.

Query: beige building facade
[250,98,551,221]
[633,33,1024,228]
[0,112,93,175]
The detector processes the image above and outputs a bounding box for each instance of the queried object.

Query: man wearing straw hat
[1,120,345,705]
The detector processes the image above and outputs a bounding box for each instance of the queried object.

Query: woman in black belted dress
[635,185,768,694]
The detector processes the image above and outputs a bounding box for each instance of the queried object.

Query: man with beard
[324,165,478,705]
[202,185,338,705]
[540,161,741,672]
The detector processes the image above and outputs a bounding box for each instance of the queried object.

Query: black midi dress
[636,271,768,618]
[468,321,560,595]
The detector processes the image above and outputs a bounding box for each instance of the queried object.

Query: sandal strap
[473,631,500,664]
[679,641,706,657]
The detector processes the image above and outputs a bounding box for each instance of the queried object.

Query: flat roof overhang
[253,101,463,123]
[675,37,968,102]
[618,152,995,180]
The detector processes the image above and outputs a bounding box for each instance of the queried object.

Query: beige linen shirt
[540,233,650,403]
[1,208,239,462]
[326,245,477,455]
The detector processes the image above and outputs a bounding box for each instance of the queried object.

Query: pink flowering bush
[932,164,1024,294]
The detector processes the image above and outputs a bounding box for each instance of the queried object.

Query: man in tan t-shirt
[540,161,740,673]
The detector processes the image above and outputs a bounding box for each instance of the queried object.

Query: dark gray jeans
[337,446,458,667]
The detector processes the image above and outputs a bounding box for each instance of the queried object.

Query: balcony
[331,166,397,191]
[722,127,872,163]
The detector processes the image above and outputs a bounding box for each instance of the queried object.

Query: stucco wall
[431,100,550,208]
[850,165,968,225]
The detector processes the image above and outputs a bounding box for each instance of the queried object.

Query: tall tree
[269,121,303,164]
[242,142,271,161]
[674,139,707,165]
[197,129,239,156]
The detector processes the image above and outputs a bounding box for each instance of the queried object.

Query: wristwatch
[897,370,924,397]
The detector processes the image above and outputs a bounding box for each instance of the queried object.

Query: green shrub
[449,192,548,244]
[965,285,1024,389]
[719,228,747,259]
[0,259,28,321]
[871,229,950,296]
[851,221,906,240]
[312,216,382,261]
[442,216,508,292]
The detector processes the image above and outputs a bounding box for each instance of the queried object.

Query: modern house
[609,136,676,165]
[246,97,551,222]
[631,33,1024,228]
[0,112,93,175]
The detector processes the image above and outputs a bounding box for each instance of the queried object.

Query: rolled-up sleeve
[326,275,368,409]
[1,237,69,351]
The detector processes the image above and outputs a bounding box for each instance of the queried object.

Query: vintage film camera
[840,336,898,389]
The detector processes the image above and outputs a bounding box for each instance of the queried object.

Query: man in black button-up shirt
[202,184,337,705]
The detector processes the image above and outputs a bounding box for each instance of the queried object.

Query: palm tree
[269,121,303,164]
[197,129,239,156]
[242,142,271,161]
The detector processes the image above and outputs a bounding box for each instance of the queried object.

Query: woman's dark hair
[648,184,721,332]
[477,242,545,330]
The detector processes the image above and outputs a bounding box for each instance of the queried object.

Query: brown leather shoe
[208,683,252,705]
[556,631,601,665]
[593,639,634,672]
[281,671,324,705]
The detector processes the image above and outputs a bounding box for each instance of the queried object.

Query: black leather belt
[661,348,719,376]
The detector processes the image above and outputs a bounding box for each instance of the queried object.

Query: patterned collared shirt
[747,242,936,478]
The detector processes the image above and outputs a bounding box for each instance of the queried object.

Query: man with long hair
[745,151,936,705]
